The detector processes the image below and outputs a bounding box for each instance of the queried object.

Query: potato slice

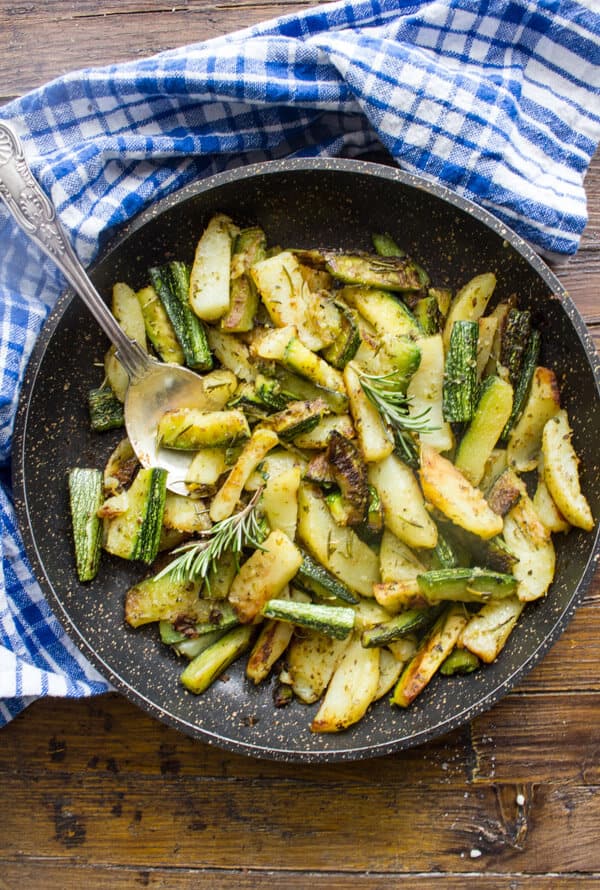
[406,334,454,453]
[391,604,468,707]
[250,251,328,351]
[507,366,561,472]
[460,596,524,663]
[297,483,380,597]
[261,465,302,541]
[310,633,380,732]
[442,272,496,350]
[189,213,238,321]
[379,529,426,584]
[373,648,405,701]
[542,409,594,531]
[533,474,571,534]
[368,453,438,549]
[343,363,394,462]
[210,427,279,522]
[503,486,556,602]
[419,445,503,539]
[227,529,302,623]
[287,630,350,704]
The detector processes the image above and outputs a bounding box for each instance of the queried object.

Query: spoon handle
[0,122,150,380]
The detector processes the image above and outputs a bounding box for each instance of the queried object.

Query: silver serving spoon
[0,121,207,496]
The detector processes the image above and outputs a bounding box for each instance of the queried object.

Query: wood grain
[1,1,599,887]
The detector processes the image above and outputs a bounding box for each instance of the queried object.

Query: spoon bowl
[125,361,213,496]
[0,122,202,494]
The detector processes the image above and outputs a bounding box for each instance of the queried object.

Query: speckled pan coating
[12,158,600,762]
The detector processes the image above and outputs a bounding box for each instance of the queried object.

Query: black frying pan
[12,158,600,761]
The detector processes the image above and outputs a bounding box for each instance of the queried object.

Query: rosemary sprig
[155,487,266,584]
[352,365,438,464]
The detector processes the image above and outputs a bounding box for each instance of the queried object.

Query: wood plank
[1,864,599,890]
[516,594,600,693]
[0,694,470,785]
[0,0,318,98]
[471,693,600,785]
[1,768,600,872]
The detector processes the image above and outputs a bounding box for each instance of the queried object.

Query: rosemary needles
[351,364,438,463]
[156,486,266,584]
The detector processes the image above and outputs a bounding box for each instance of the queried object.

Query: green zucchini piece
[501,328,541,440]
[149,262,213,370]
[372,232,405,257]
[417,567,517,603]
[295,553,359,605]
[180,625,254,694]
[103,467,168,564]
[342,286,421,339]
[324,252,422,292]
[136,284,185,365]
[262,398,329,442]
[361,608,434,648]
[440,648,481,676]
[68,468,104,582]
[158,604,238,646]
[442,320,479,422]
[255,374,292,411]
[413,295,441,335]
[157,408,250,450]
[255,326,346,394]
[87,387,124,432]
[432,528,463,569]
[454,375,514,486]
[324,429,369,526]
[500,308,532,387]
[322,302,361,369]
[442,273,496,350]
[227,382,270,419]
[221,226,267,332]
[366,483,384,539]
[172,628,230,660]
[261,598,355,640]
[264,365,348,414]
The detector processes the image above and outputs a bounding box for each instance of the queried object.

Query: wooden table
[2,3,599,887]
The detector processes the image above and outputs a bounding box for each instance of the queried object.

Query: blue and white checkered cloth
[1,0,599,725]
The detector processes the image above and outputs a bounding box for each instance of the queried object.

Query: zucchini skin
[501,328,541,440]
[417,566,517,603]
[361,608,435,648]
[68,468,104,582]
[442,320,479,423]
[262,598,356,640]
[87,387,124,432]
[180,625,254,694]
[296,553,359,605]
[131,468,169,564]
[322,302,361,369]
[500,308,532,387]
[136,284,185,365]
[325,253,422,292]
[262,398,328,442]
[149,262,213,370]
[440,648,481,676]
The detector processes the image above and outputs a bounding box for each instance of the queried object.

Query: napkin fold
[1,0,599,725]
